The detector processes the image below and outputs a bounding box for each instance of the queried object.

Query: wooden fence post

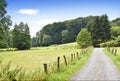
[115,49,117,56]
[43,63,48,74]
[74,53,75,59]
[57,57,60,71]
[111,48,114,54]
[71,54,73,61]
[76,52,79,59]
[63,55,67,66]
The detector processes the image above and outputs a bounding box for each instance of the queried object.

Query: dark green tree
[36,30,44,46]
[61,30,71,43]
[87,15,111,46]
[1,15,12,47]
[99,14,111,42]
[12,22,31,50]
[0,0,12,48]
[32,37,37,47]
[76,28,92,48]
[0,0,7,48]
[0,24,8,48]
[42,34,52,46]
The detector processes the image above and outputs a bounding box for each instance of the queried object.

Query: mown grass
[104,47,120,71]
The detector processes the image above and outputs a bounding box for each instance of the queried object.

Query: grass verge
[104,48,120,71]
[46,47,94,81]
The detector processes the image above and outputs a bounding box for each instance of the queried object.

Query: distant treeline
[32,15,120,47]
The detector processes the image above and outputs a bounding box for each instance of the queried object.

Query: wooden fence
[107,47,117,56]
[43,48,89,74]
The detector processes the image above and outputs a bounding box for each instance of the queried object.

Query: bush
[100,43,107,47]
[100,36,120,47]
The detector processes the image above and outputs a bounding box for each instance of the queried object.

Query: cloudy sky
[6,0,120,37]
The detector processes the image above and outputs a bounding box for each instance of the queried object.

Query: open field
[0,42,80,71]
[104,47,120,71]
[0,42,94,80]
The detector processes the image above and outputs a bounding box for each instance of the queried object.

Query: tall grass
[0,47,93,81]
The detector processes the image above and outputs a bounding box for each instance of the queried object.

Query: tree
[111,18,120,26]
[36,30,43,46]
[111,26,120,39]
[99,14,111,42]
[61,30,71,43]
[0,0,12,48]
[0,0,7,20]
[1,15,12,47]
[12,22,31,50]
[42,34,52,46]
[0,0,11,48]
[0,24,8,48]
[32,37,37,47]
[76,28,92,48]
[87,15,111,47]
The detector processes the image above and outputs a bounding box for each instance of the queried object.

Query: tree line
[0,0,31,50]
[33,15,113,47]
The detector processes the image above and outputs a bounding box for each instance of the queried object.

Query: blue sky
[6,0,120,37]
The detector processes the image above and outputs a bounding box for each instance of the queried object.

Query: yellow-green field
[0,42,80,71]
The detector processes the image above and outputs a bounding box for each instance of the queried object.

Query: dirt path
[70,48,120,80]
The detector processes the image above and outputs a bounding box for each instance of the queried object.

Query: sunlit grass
[0,42,93,80]
[104,47,120,71]
[0,42,80,71]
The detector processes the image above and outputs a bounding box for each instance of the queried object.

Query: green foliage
[111,18,120,26]
[35,17,94,46]
[42,34,52,46]
[100,36,120,47]
[0,24,8,48]
[0,0,12,48]
[87,14,111,47]
[76,28,92,48]
[61,30,71,43]
[0,0,7,18]
[34,15,112,47]
[35,30,43,46]
[12,22,31,50]
[111,26,120,39]
[32,37,37,47]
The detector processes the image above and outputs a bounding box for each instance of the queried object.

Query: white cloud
[37,19,59,27]
[17,9,39,15]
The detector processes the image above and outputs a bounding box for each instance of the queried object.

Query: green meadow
[0,42,80,71]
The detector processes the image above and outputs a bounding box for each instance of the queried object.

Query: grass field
[104,47,120,71]
[0,42,94,80]
[0,42,80,71]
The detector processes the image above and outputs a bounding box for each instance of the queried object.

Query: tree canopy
[0,0,12,48]
[12,22,31,50]
[76,28,92,48]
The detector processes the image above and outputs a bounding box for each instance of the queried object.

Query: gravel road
[70,48,120,81]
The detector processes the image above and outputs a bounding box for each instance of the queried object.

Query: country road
[70,48,120,80]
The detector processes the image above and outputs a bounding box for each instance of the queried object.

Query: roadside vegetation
[104,47,120,71]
